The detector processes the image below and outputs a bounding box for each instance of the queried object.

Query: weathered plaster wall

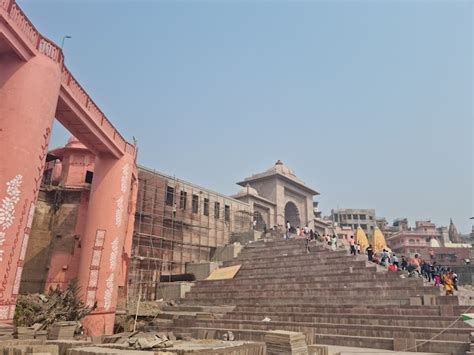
[19,189,86,294]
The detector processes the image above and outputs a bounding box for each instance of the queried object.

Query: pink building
[387,220,441,255]
[387,220,473,265]
[336,226,355,245]
[21,138,98,294]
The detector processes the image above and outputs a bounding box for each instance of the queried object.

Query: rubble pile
[102,331,175,351]
[14,281,94,328]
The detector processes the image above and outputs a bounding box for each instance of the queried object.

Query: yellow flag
[373,227,387,253]
[355,226,369,251]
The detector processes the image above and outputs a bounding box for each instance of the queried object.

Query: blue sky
[20,0,473,232]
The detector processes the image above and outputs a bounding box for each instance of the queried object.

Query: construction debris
[47,321,79,340]
[127,334,173,350]
[221,331,234,341]
[14,280,94,330]
[265,330,309,355]
[103,331,174,350]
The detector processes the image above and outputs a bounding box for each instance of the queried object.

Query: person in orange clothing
[444,272,454,296]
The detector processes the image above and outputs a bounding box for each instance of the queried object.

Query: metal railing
[1,0,135,157]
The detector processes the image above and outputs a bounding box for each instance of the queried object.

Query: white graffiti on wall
[120,164,130,193]
[115,163,130,228]
[0,232,5,262]
[0,175,23,262]
[115,196,124,227]
[106,163,130,309]
[0,306,8,320]
[103,238,119,311]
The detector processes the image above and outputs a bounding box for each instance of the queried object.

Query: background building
[331,208,377,238]
[386,220,473,265]
[131,167,251,300]
[20,140,254,303]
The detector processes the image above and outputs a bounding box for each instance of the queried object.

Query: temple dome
[65,136,87,150]
[240,184,259,196]
[266,160,296,177]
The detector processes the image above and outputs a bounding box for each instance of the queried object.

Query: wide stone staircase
[161,238,474,354]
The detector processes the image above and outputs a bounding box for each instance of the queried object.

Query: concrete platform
[323,344,450,355]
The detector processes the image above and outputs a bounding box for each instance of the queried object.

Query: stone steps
[234,248,345,261]
[167,325,469,354]
[191,279,424,292]
[234,256,367,269]
[223,311,470,328]
[164,303,468,317]
[235,266,372,277]
[191,280,430,293]
[192,319,471,343]
[180,295,420,306]
[196,271,401,286]
[185,286,438,300]
[170,237,470,353]
[234,267,382,280]
[234,246,346,256]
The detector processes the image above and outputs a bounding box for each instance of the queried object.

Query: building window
[359,214,366,220]
[179,191,187,209]
[166,186,174,206]
[85,170,93,184]
[409,239,415,244]
[214,202,220,219]
[42,168,53,185]
[353,214,359,220]
[225,205,230,222]
[369,216,373,220]
[192,194,199,213]
[334,214,339,222]
[361,224,367,230]
[347,214,352,219]
[203,198,209,216]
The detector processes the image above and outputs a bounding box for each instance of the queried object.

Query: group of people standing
[284,221,458,295]
[283,222,459,296]
[358,243,459,296]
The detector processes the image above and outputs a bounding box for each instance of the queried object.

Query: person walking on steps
[285,220,291,240]
[366,244,374,262]
[392,253,399,269]
[349,236,357,256]
[331,234,337,251]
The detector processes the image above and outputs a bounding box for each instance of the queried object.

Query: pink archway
[0,0,138,335]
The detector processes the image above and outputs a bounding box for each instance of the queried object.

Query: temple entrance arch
[284,201,300,229]
[253,211,265,231]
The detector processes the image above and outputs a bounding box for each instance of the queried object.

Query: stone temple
[233,160,319,231]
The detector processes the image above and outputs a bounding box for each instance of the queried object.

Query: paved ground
[322,345,450,355]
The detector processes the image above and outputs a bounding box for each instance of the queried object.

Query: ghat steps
[163,238,472,354]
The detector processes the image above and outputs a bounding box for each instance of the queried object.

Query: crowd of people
[362,246,459,296]
[283,221,459,296]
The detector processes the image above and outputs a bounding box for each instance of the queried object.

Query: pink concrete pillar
[77,153,136,336]
[0,54,61,322]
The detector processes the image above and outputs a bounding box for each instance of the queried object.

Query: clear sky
[19,0,473,233]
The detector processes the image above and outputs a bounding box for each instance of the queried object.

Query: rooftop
[237,160,319,195]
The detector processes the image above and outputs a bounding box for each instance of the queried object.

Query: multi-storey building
[386,220,473,265]
[131,167,251,299]
[331,208,377,238]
